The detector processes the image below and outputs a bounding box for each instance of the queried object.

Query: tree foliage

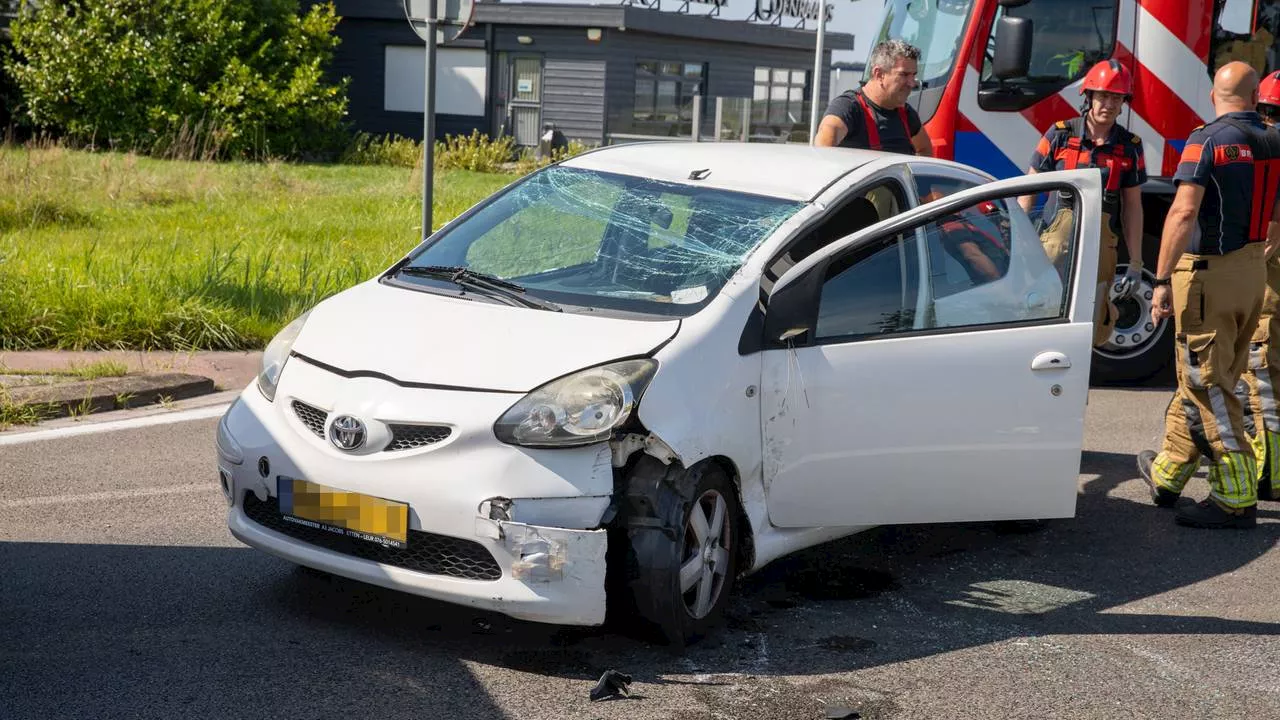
[5,0,350,158]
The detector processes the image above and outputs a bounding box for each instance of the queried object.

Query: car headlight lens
[256,311,311,402]
[494,359,658,447]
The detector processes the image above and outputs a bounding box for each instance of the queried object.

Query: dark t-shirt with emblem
[823,89,922,154]
[1028,117,1146,223]
[1174,111,1271,255]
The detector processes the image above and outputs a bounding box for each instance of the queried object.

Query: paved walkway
[0,350,262,392]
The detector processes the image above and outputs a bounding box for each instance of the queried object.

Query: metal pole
[691,94,701,142]
[421,1,439,241]
[808,0,828,144]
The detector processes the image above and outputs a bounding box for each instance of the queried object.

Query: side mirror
[762,266,821,347]
[992,16,1033,80]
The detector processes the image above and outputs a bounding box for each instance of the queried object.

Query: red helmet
[1261,71,1280,109]
[1080,59,1133,98]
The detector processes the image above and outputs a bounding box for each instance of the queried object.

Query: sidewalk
[0,350,262,423]
[0,350,262,391]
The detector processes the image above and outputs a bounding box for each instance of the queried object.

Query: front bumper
[215,358,613,626]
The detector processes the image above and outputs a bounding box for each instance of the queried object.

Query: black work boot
[1259,477,1276,502]
[1136,450,1180,508]
[1175,499,1257,529]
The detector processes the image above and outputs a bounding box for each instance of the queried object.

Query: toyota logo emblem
[329,415,366,451]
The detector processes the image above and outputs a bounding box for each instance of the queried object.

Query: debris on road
[589,669,633,701]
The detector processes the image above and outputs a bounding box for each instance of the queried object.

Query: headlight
[256,311,311,402]
[494,359,658,447]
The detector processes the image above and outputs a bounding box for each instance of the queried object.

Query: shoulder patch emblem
[1055,120,1068,129]
[1130,134,1141,144]
[1225,145,1242,160]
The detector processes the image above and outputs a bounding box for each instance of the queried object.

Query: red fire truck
[866,0,1279,382]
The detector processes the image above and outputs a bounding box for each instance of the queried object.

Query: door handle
[1031,351,1071,371]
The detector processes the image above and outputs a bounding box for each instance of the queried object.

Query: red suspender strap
[857,92,882,150]
[897,105,911,138]
[1100,146,1131,192]
[1250,158,1280,241]
[1062,137,1084,170]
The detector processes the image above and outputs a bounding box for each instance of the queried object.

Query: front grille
[292,400,327,439]
[386,424,452,452]
[242,492,502,581]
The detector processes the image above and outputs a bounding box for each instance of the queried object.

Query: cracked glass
[403,166,803,317]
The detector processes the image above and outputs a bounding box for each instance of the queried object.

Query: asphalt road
[2,388,1278,720]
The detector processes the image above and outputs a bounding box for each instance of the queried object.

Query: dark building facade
[327,1,853,147]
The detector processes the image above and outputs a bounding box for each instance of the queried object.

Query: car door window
[816,235,920,340]
[811,187,1071,343]
[922,192,1069,329]
[914,174,980,205]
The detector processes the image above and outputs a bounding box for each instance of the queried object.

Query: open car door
[760,169,1102,527]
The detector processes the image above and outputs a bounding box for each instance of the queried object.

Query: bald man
[1137,61,1280,529]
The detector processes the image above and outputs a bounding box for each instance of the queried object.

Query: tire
[1091,261,1175,386]
[618,458,740,647]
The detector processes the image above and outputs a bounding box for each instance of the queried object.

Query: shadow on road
[2,451,1277,719]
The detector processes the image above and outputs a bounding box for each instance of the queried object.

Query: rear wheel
[1091,262,1174,385]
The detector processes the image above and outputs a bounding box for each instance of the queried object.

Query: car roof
[561,141,889,202]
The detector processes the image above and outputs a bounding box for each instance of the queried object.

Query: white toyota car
[215,142,1101,644]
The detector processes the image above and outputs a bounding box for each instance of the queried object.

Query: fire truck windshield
[871,0,974,89]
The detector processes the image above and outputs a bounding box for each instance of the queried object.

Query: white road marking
[0,403,230,447]
[0,482,216,509]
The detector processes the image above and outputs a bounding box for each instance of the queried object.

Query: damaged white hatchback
[216,142,1102,644]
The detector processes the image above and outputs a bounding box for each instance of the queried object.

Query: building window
[634,60,705,125]
[752,67,808,128]
[384,45,487,116]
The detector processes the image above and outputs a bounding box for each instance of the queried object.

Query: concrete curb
[5,373,216,418]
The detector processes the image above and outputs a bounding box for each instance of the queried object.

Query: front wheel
[619,459,740,647]
[1091,263,1174,385]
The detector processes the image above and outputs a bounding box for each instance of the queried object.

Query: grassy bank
[0,145,517,350]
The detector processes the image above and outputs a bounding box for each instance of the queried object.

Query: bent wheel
[620,459,741,647]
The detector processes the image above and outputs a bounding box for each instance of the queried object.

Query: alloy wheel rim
[679,489,731,620]
[1096,265,1169,360]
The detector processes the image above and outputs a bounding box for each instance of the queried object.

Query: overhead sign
[753,0,832,22]
[404,0,475,44]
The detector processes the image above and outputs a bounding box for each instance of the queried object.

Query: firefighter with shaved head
[1137,62,1280,528]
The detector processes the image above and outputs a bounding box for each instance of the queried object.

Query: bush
[340,132,420,168]
[512,139,592,175]
[5,0,350,159]
[434,130,515,173]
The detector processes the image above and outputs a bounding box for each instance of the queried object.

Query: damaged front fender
[473,511,608,620]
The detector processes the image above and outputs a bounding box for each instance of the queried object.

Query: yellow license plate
[277,477,409,548]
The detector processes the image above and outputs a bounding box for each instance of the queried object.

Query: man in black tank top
[815,39,933,156]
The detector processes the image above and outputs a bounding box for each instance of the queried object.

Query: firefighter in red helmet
[1237,69,1280,503]
[1019,59,1148,348]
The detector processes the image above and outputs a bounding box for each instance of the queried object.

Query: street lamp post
[808,0,829,144]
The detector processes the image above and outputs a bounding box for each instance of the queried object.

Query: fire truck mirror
[992,16,1033,81]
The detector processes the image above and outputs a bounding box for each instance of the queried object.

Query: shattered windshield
[400,166,803,317]
[871,0,973,88]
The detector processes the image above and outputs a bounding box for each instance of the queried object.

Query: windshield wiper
[400,265,562,312]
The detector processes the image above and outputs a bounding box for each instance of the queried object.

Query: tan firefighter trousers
[1041,206,1120,347]
[1240,252,1280,494]
[1151,243,1265,509]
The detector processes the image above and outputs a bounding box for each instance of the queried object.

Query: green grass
[0,144,519,350]
[0,360,130,380]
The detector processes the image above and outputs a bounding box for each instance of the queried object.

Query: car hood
[289,280,680,393]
